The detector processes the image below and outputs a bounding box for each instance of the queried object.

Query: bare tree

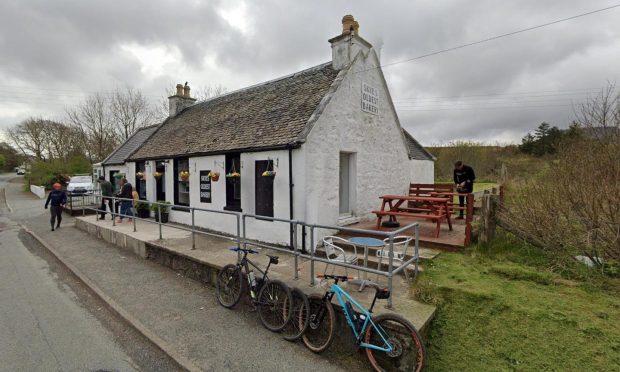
[110,86,153,141]
[66,93,118,163]
[6,117,50,160]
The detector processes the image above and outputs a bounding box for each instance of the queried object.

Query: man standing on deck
[453,161,475,219]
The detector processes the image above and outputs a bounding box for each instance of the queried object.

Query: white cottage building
[124,15,434,244]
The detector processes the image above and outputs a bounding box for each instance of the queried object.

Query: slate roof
[102,125,159,165]
[130,62,340,160]
[402,129,435,161]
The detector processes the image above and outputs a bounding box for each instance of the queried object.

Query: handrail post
[132,200,137,232]
[158,204,162,240]
[309,226,316,286]
[82,194,85,216]
[95,194,99,221]
[386,234,395,309]
[191,207,196,250]
[112,198,116,226]
[293,222,299,280]
[414,224,420,277]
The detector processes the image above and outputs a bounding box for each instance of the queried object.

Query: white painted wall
[30,185,46,199]
[409,159,434,184]
[304,49,428,231]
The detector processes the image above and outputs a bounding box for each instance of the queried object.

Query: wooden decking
[340,216,467,250]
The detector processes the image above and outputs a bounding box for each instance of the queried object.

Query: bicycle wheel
[302,294,335,353]
[364,313,426,372]
[282,287,310,341]
[216,264,243,308]
[257,279,293,332]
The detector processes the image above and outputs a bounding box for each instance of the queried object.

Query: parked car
[66,175,94,194]
[16,168,26,175]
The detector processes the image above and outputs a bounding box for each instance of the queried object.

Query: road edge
[20,224,203,372]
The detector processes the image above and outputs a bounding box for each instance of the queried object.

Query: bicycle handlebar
[316,273,354,281]
[228,247,259,254]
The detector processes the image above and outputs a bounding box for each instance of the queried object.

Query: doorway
[224,153,241,211]
[155,161,166,201]
[339,152,355,216]
[255,160,274,217]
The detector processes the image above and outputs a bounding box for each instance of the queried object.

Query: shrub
[499,86,620,273]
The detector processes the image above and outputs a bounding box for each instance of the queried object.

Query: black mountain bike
[216,247,293,332]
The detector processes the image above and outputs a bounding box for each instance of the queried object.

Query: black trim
[223,206,242,212]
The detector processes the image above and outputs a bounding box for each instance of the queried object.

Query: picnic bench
[372,195,453,237]
[409,183,473,216]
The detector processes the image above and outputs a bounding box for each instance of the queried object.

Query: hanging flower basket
[179,170,189,182]
[262,170,276,177]
[136,171,145,180]
[226,171,241,178]
[153,171,162,179]
[208,171,220,182]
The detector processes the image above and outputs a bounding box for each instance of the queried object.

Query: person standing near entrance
[97,176,114,220]
[453,161,475,219]
[44,183,67,231]
[116,177,133,223]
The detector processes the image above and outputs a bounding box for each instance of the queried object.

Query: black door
[225,154,241,211]
[255,160,274,217]
[155,161,166,201]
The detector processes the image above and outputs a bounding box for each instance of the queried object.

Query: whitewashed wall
[304,49,425,230]
[409,159,434,184]
[103,165,128,181]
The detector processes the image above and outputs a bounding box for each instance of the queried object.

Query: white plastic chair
[376,236,414,281]
[322,236,361,278]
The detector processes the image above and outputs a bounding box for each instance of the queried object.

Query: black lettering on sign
[199,170,212,203]
[361,82,379,115]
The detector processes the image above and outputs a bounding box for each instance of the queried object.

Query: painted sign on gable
[361,82,379,115]
[199,170,212,203]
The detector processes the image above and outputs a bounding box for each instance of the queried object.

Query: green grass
[415,231,620,371]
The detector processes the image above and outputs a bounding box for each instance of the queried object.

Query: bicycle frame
[236,250,272,299]
[328,284,393,353]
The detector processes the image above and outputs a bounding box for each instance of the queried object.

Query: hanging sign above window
[199,170,212,203]
[361,82,379,115]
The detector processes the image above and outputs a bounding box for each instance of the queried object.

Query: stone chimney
[328,15,372,70]
[168,82,197,118]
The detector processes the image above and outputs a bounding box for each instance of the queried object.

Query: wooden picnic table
[372,195,453,237]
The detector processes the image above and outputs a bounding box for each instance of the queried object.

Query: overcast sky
[1,0,619,145]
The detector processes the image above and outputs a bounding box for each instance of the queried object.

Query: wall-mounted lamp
[267,157,279,168]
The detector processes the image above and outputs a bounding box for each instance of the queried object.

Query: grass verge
[415,230,620,371]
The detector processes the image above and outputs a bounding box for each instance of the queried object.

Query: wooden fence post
[479,194,499,243]
[464,193,475,246]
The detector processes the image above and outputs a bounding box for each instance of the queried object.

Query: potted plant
[179,170,190,182]
[262,170,276,177]
[151,201,171,223]
[153,171,162,179]
[208,171,220,182]
[226,171,240,178]
[135,201,150,218]
[136,171,145,180]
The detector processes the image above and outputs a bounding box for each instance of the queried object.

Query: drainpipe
[288,147,294,250]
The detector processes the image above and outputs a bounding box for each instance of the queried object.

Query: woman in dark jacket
[116,178,134,223]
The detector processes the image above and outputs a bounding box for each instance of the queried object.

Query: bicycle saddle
[267,255,279,265]
[366,282,391,299]
[227,247,259,254]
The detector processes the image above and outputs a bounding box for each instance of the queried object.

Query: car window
[70,176,92,183]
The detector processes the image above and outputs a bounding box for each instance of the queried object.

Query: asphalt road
[0,174,178,371]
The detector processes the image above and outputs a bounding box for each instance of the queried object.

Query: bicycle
[281,287,310,341]
[216,247,293,332]
[302,273,426,372]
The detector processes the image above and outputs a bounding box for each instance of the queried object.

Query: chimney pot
[183,83,191,98]
[341,15,355,34]
[175,84,184,96]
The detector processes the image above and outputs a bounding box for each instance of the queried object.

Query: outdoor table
[348,237,385,291]
[373,195,453,237]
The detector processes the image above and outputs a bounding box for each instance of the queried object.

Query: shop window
[224,153,241,211]
[174,158,190,207]
[255,160,274,217]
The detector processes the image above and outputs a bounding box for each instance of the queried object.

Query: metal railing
[83,195,420,308]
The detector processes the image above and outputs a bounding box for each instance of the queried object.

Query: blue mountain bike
[302,274,426,372]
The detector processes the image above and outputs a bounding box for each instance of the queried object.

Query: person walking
[97,176,114,220]
[453,161,476,219]
[44,182,67,231]
[116,177,133,223]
